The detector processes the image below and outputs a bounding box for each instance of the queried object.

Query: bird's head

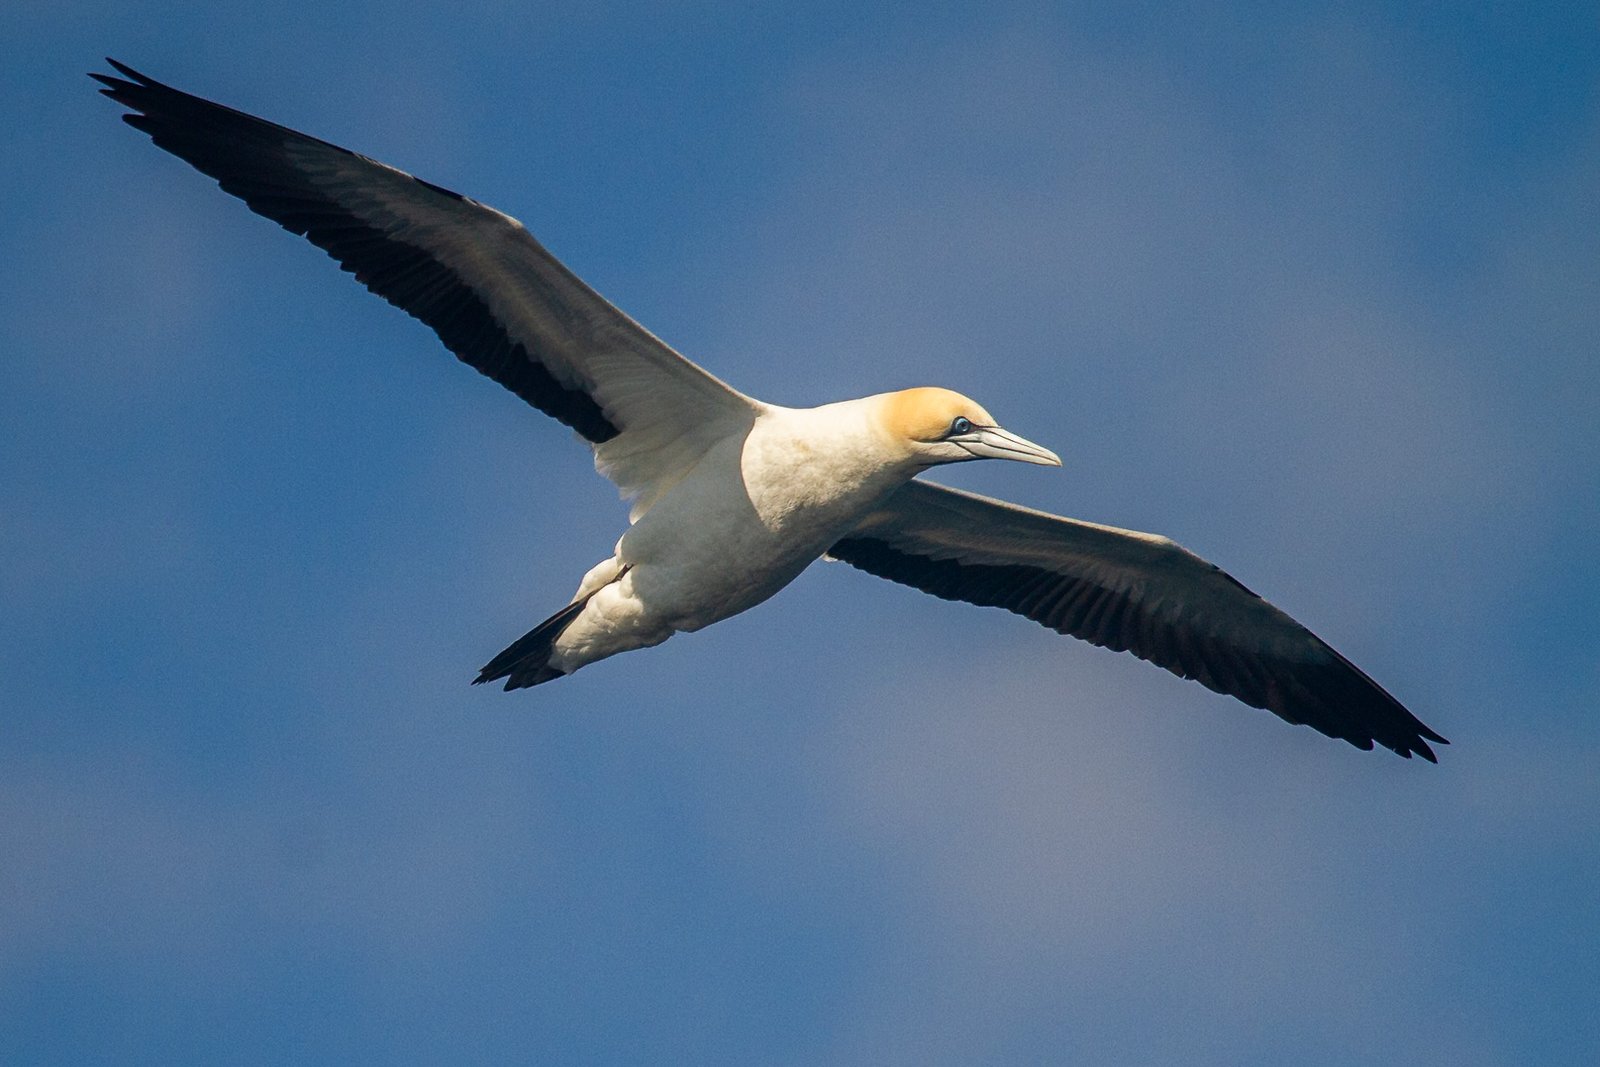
[874,387,1061,469]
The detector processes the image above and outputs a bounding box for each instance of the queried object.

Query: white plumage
[94,60,1446,760]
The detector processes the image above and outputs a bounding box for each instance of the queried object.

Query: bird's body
[93,60,1448,759]
[556,400,896,672]
[521,391,1038,682]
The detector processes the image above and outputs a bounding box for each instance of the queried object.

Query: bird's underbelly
[550,439,898,671]
[549,517,837,671]
[623,497,853,630]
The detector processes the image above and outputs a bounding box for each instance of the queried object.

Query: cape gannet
[93,60,1448,760]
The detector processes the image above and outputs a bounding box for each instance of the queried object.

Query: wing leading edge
[92,59,759,514]
[829,480,1447,760]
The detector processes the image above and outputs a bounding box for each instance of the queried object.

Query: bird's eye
[949,416,974,436]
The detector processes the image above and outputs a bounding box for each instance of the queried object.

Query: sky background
[3,2,1597,1063]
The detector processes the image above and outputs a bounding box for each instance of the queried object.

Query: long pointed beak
[957,426,1062,467]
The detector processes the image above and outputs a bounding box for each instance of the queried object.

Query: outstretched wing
[93,60,758,516]
[828,479,1447,760]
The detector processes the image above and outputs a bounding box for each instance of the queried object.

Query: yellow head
[872,387,1061,469]
[880,387,997,444]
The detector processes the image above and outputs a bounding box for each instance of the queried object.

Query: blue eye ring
[950,416,974,436]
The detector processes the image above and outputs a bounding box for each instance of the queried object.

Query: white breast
[613,400,906,631]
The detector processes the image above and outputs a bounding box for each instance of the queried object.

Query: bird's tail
[473,593,593,690]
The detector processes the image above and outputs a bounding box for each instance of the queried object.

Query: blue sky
[3,2,1597,1063]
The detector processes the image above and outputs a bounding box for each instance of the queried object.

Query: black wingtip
[90,59,158,105]
[89,74,133,102]
[104,57,151,83]
[1396,723,1448,763]
[1392,733,1442,763]
[90,58,143,88]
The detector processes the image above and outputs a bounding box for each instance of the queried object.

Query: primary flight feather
[93,60,1447,760]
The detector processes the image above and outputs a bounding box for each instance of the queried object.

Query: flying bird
[92,60,1447,760]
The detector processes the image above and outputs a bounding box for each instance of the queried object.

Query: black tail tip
[505,664,567,690]
[471,664,567,690]
[467,662,569,687]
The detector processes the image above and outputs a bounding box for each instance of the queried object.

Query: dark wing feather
[828,480,1447,760]
[92,60,756,508]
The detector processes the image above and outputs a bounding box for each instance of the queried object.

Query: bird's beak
[957,426,1062,467]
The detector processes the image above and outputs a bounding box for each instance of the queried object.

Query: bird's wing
[92,60,758,516]
[827,479,1447,760]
